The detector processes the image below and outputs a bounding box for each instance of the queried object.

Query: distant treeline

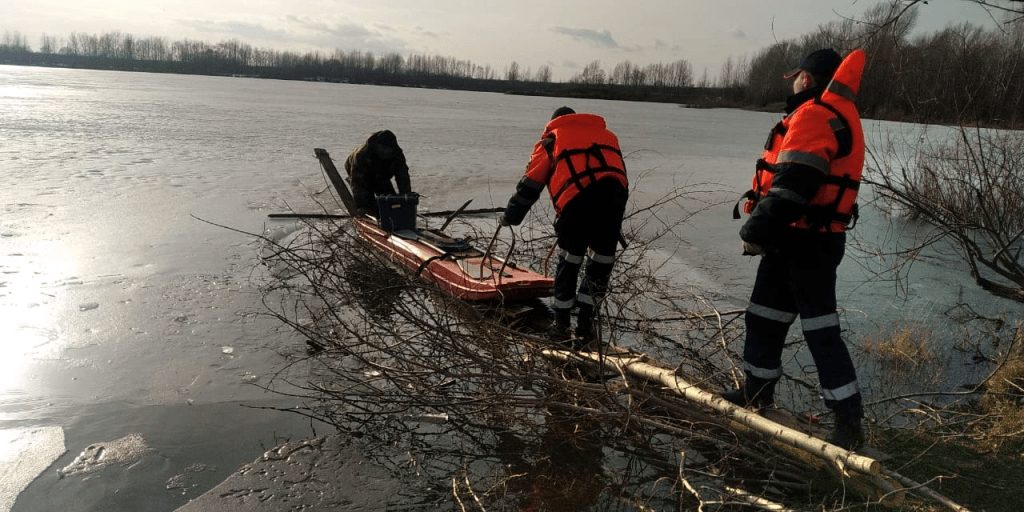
[3,6,1023,126]
[0,29,724,105]
[726,4,1024,125]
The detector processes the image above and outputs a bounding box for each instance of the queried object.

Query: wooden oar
[314,148,357,216]
[268,207,504,220]
[440,199,474,231]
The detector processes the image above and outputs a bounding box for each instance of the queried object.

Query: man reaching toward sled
[500,106,629,346]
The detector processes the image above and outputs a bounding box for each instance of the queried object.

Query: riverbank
[177,422,1024,511]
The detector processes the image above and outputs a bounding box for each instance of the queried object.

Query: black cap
[784,48,842,81]
[551,106,575,120]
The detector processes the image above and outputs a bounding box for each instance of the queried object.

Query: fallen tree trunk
[542,348,980,510]
[544,349,881,474]
[541,348,911,508]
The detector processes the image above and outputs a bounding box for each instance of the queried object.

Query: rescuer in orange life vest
[725,49,867,450]
[500,107,629,346]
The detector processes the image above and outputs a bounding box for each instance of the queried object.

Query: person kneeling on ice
[726,49,867,450]
[344,129,413,215]
[500,106,629,346]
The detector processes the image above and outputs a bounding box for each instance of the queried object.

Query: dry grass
[976,325,1024,451]
[861,324,937,370]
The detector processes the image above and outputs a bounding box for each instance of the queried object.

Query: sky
[0,0,1008,80]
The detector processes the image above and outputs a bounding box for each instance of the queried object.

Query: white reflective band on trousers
[801,312,840,332]
[744,362,783,380]
[559,250,584,264]
[822,380,860,401]
[747,302,797,324]
[589,252,615,264]
[552,297,575,309]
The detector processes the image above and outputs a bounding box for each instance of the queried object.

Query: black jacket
[344,130,411,213]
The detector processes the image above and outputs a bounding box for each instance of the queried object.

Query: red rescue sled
[315,148,553,302]
[353,217,553,301]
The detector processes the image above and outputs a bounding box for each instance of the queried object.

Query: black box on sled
[375,193,419,232]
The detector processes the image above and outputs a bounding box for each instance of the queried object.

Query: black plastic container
[375,193,419,231]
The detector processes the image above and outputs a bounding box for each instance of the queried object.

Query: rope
[497,226,516,285]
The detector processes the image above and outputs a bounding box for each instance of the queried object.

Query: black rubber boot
[826,413,864,450]
[547,309,572,341]
[721,379,776,409]
[575,306,595,341]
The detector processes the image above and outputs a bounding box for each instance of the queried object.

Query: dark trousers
[743,231,862,419]
[552,179,629,316]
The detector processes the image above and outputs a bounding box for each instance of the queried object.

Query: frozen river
[0,65,1011,510]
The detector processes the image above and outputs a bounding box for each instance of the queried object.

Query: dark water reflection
[493,405,607,510]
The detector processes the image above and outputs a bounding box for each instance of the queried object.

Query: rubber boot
[721,378,776,409]
[547,308,572,341]
[826,412,864,450]
[575,305,595,341]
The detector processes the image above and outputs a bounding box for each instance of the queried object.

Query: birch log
[543,349,881,475]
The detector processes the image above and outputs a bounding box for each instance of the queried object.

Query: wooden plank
[314,148,357,216]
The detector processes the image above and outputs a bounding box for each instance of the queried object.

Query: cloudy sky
[0,0,1004,79]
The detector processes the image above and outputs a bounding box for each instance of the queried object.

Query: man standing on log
[344,130,412,214]
[725,49,867,450]
[500,106,629,346]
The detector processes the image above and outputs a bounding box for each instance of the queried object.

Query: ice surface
[0,64,1014,511]
[58,433,150,478]
[0,426,65,512]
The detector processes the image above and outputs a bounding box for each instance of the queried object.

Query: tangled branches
[249,178,988,510]
[864,125,1024,302]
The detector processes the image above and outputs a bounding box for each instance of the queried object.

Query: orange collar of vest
[823,49,865,103]
[544,113,607,133]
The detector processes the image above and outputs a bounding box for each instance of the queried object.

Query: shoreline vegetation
[248,173,1024,510]
[3,2,1023,127]
[0,48,745,109]
[4,2,1023,508]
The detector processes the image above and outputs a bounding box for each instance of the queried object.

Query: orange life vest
[528,113,628,213]
[744,49,866,232]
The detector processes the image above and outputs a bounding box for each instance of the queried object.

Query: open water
[0,64,1014,510]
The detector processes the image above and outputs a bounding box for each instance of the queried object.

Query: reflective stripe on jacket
[528,114,627,214]
[751,50,865,233]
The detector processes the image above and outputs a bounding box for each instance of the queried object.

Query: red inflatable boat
[353,217,553,301]
[315,148,553,302]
